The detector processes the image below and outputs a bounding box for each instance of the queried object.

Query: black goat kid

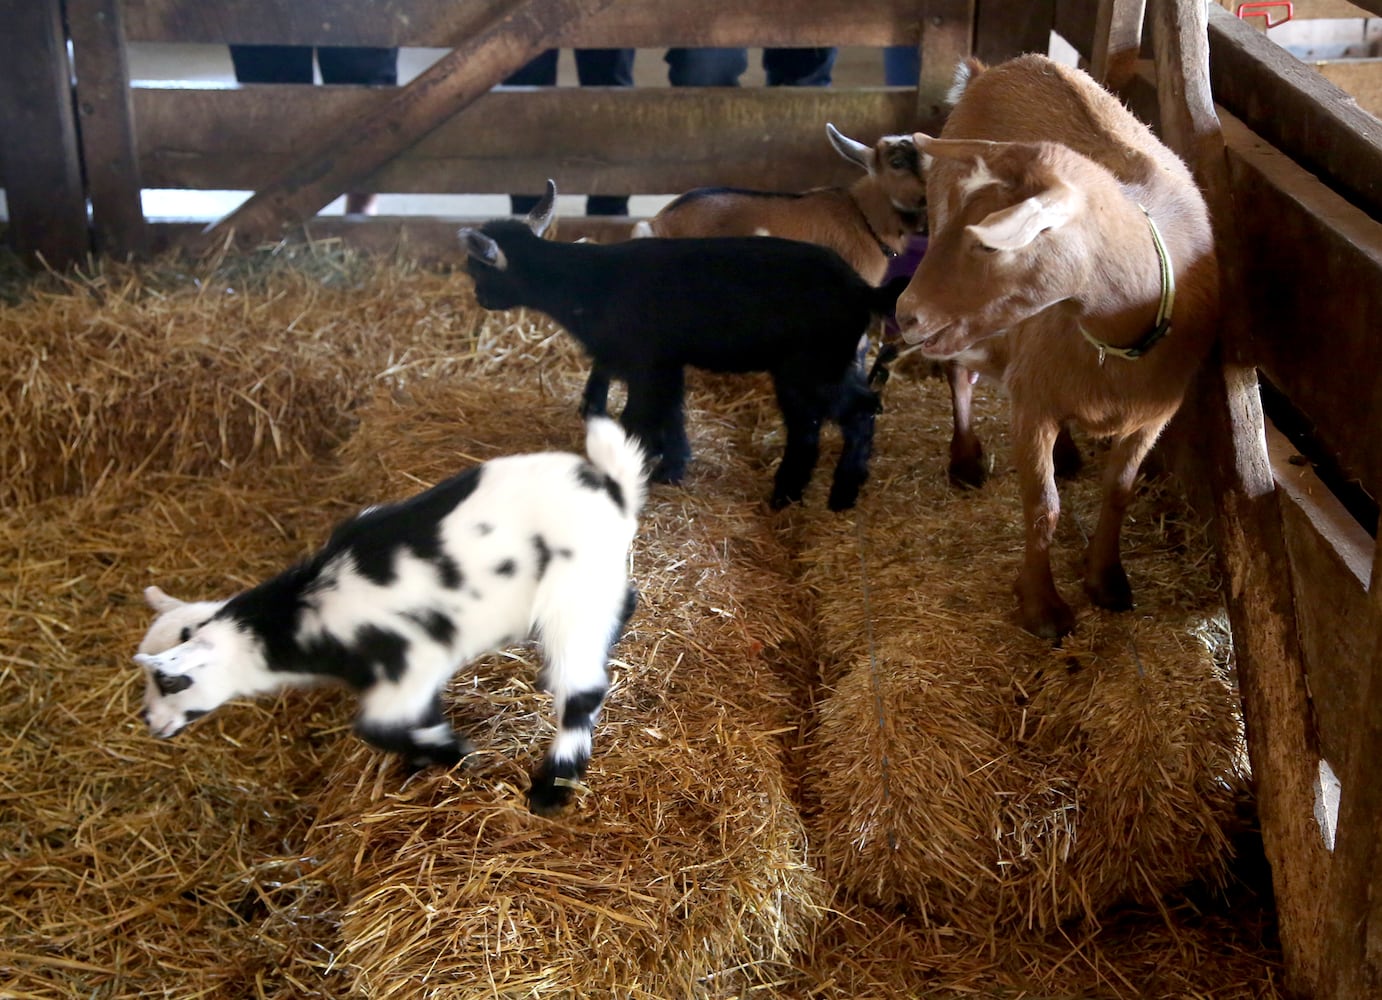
[460,181,905,511]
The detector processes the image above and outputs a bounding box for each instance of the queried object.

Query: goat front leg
[827,372,880,511]
[770,375,824,509]
[947,362,987,488]
[1083,424,1160,612]
[1012,414,1074,638]
[528,612,615,815]
[621,368,689,484]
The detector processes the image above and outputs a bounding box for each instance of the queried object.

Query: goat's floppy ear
[133,635,213,676]
[459,228,507,270]
[966,184,1081,251]
[526,179,557,237]
[912,135,1008,163]
[826,123,875,172]
[144,585,184,613]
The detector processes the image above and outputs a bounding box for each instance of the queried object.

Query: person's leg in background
[664,48,748,87]
[316,46,400,214]
[505,51,561,215]
[574,49,635,216]
[883,46,920,86]
[762,47,837,87]
[229,45,314,84]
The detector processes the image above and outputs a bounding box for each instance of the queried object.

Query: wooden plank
[975,0,1057,63]
[1148,1,1327,995]
[67,0,148,259]
[917,0,976,124]
[1315,59,1382,119]
[1269,425,1378,775]
[0,0,90,266]
[1220,111,1382,504]
[1318,491,1382,997]
[1090,0,1146,88]
[207,0,618,243]
[1054,0,1101,59]
[119,0,928,47]
[1208,2,1382,220]
[147,215,640,259]
[135,86,917,194]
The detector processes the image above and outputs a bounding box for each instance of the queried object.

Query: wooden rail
[3,2,1382,994]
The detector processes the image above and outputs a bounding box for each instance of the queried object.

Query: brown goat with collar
[895,55,1219,638]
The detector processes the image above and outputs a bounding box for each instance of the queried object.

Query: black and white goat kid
[132,418,645,814]
[459,181,906,511]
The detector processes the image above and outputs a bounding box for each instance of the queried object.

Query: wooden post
[1147,0,1328,994]
[208,0,619,245]
[66,0,148,259]
[917,0,976,128]
[1319,539,1382,997]
[1090,0,1146,89]
[0,0,90,267]
[975,0,1057,64]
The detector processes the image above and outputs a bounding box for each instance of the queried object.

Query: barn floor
[0,246,1284,998]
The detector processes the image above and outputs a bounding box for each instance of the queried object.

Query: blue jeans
[665,47,836,87]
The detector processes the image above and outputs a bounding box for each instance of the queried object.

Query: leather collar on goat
[1080,205,1175,365]
[848,195,899,260]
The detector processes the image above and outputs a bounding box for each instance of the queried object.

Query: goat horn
[826,123,875,171]
[527,179,557,237]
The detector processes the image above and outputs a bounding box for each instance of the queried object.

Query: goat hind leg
[1012,415,1075,638]
[1083,426,1160,612]
[947,363,987,488]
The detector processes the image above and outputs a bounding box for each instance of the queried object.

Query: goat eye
[179,627,192,643]
[154,671,194,696]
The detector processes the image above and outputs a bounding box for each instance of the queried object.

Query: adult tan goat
[895,54,1218,638]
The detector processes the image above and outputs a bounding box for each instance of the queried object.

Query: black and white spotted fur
[133,418,645,814]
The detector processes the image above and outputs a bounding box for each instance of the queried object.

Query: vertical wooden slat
[1147,0,1327,995]
[1319,541,1382,998]
[917,0,976,126]
[0,0,90,266]
[65,0,148,259]
[1090,0,1146,89]
[209,0,619,244]
[975,0,1057,63]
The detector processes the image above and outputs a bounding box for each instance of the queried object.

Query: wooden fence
[2,1,1381,996]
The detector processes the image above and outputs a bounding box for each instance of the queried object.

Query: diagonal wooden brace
[207,0,619,244]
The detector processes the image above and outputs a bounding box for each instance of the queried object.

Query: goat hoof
[1085,568,1133,612]
[769,490,802,510]
[527,763,578,815]
[827,484,860,512]
[948,454,987,490]
[1018,596,1076,640]
[649,462,684,486]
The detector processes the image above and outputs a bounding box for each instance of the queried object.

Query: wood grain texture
[119,0,930,46]
[68,0,149,258]
[0,0,90,265]
[135,86,919,194]
[1150,1,1328,995]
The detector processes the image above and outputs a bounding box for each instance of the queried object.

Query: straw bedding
[0,245,1281,998]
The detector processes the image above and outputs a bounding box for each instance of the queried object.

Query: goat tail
[946,56,988,107]
[584,416,648,519]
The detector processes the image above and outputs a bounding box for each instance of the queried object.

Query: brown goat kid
[895,55,1218,638]
[633,123,926,286]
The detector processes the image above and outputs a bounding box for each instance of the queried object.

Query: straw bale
[306,377,829,997]
[0,247,1282,999]
[801,378,1246,934]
